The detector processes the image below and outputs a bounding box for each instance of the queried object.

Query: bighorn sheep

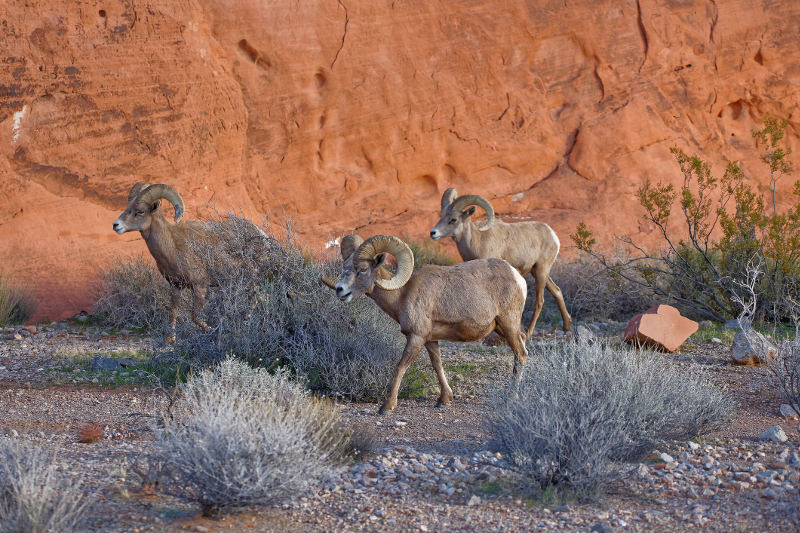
[112,183,228,343]
[430,188,571,337]
[322,234,528,414]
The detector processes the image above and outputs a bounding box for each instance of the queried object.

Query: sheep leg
[525,267,547,337]
[166,286,181,344]
[191,286,212,332]
[498,316,528,382]
[545,276,571,331]
[425,341,453,408]
[380,335,425,415]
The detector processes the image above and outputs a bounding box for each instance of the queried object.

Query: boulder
[623,305,698,352]
[779,404,799,420]
[758,425,788,443]
[730,330,776,365]
[90,355,137,371]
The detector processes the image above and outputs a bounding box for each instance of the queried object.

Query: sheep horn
[340,234,364,259]
[128,182,151,204]
[356,235,414,291]
[138,184,185,223]
[450,194,495,231]
[320,275,338,289]
[441,188,458,214]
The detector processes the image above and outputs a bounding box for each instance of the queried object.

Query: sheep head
[113,183,185,234]
[430,190,495,240]
[323,235,413,301]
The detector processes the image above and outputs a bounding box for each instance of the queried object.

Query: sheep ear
[150,199,162,212]
[373,252,389,268]
[460,206,476,218]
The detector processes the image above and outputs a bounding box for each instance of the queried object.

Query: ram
[430,189,571,337]
[112,183,262,343]
[323,234,528,414]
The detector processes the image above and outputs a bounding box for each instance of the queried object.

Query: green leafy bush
[573,116,797,322]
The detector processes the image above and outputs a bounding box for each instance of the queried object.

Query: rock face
[2,1,800,320]
[624,304,698,352]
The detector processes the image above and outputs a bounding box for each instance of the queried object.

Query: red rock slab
[624,305,699,353]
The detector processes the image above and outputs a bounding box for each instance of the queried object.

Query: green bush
[0,274,37,326]
[573,116,798,322]
[489,338,733,497]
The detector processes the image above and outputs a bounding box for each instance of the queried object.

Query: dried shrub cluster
[94,256,174,333]
[489,338,733,496]
[0,439,85,532]
[152,357,350,516]
[0,273,37,327]
[174,215,404,401]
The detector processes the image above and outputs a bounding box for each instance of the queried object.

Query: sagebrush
[489,338,733,496]
[152,357,350,516]
[172,215,404,401]
[93,256,173,333]
[0,439,85,532]
[0,273,37,326]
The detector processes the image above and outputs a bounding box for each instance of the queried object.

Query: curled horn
[356,235,414,291]
[320,275,338,289]
[138,184,185,223]
[450,194,495,231]
[441,188,458,214]
[340,234,364,259]
[128,182,151,204]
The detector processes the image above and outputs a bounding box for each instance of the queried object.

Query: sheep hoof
[377,405,393,415]
[435,401,451,409]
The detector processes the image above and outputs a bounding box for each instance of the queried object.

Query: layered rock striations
[1,0,799,319]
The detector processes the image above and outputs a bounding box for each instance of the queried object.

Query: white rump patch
[548,225,560,255]
[325,237,341,249]
[12,105,27,143]
[508,262,527,302]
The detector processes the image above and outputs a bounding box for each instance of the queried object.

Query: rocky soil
[1,321,799,532]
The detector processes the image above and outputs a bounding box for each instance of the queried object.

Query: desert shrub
[174,214,404,401]
[0,439,85,532]
[93,256,173,333]
[489,338,733,496]
[0,274,37,326]
[548,254,656,322]
[573,116,798,322]
[152,357,350,517]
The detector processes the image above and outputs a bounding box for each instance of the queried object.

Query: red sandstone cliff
[1,0,799,320]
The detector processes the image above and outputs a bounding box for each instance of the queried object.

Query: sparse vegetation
[489,338,733,497]
[573,116,798,323]
[401,235,457,268]
[0,439,86,532]
[93,256,173,334]
[151,357,351,517]
[172,215,404,401]
[0,273,37,326]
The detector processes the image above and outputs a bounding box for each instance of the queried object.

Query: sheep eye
[135,211,144,216]
[449,219,456,224]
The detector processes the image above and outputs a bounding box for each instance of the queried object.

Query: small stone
[623,305,698,352]
[711,337,722,344]
[688,441,700,450]
[394,420,407,427]
[779,404,799,420]
[759,425,788,443]
[761,488,780,499]
[659,452,675,464]
[466,494,481,506]
[590,522,614,533]
[731,330,776,365]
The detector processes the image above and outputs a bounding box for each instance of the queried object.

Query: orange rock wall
[1,0,799,320]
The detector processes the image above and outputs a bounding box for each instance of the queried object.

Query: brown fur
[332,235,528,414]
[431,192,572,336]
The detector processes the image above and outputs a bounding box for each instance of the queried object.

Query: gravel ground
[1,321,799,532]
